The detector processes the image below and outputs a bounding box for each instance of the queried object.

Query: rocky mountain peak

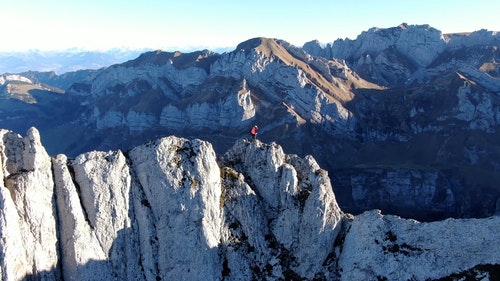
[332,23,445,68]
[398,22,409,29]
[0,127,499,280]
[304,24,499,87]
[0,127,59,280]
[235,37,269,51]
[229,37,376,102]
[234,37,292,59]
[121,48,219,71]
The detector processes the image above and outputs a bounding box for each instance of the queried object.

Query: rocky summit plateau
[0,127,498,280]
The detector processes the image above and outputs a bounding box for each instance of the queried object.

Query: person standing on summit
[250,125,259,141]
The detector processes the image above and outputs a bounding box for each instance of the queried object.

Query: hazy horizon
[1,0,499,52]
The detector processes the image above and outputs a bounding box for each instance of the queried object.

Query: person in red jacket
[250,125,259,141]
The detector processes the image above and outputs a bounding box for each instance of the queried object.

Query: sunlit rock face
[0,128,59,280]
[219,139,344,279]
[1,128,499,280]
[304,24,500,87]
[338,210,500,281]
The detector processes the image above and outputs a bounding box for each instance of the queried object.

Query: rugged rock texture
[0,128,60,280]
[62,39,366,146]
[338,210,500,281]
[0,128,499,280]
[220,139,343,279]
[303,23,500,86]
[302,25,500,220]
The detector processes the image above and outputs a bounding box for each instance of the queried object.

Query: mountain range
[0,49,146,74]
[1,23,499,223]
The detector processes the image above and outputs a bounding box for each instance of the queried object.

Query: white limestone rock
[126,110,158,131]
[305,25,499,90]
[455,78,499,132]
[52,154,113,281]
[0,128,59,280]
[210,42,354,132]
[339,210,500,281]
[159,84,256,130]
[71,150,132,258]
[394,24,446,67]
[1,127,499,280]
[221,139,344,278]
[220,167,272,279]
[0,186,30,281]
[446,29,500,50]
[302,40,330,59]
[87,62,207,99]
[0,129,24,178]
[459,67,500,92]
[313,24,446,67]
[68,38,358,142]
[129,136,224,281]
[96,110,125,129]
[289,155,343,278]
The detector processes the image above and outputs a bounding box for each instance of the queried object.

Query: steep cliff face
[302,25,500,220]
[0,128,499,280]
[0,128,59,280]
[303,24,500,86]
[332,167,457,221]
[220,139,343,279]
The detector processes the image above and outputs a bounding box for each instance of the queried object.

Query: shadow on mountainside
[331,84,500,221]
[21,254,500,281]
[21,137,221,280]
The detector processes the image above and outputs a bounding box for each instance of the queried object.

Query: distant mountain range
[1,23,499,222]
[0,49,147,74]
[0,47,234,74]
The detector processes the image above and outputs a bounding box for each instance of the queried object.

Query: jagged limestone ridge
[0,127,499,281]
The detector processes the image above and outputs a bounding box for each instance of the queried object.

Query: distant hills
[0,47,235,74]
[0,49,147,74]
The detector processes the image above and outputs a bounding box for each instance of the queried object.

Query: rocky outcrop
[303,24,500,87]
[1,128,499,280]
[339,210,500,281]
[0,128,60,280]
[159,80,256,130]
[328,23,446,67]
[220,139,343,279]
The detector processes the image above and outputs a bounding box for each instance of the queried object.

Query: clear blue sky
[1,0,499,52]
